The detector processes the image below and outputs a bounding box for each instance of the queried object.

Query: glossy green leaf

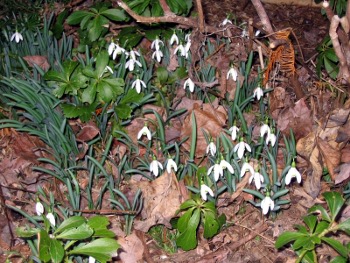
[88,216,115,238]
[16,226,40,238]
[114,104,132,119]
[203,210,219,238]
[330,256,348,263]
[177,207,195,232]
[38,230,52,262]
[100,9,127,21]
[322,237,349,258]
[50,239,64,263]
[338,218,350,235]
[66,11,93,25]
[314,220,329,235]
[308,204,331,222]
[95,50,109,77]
[119,88,143,104]
[275,231,308,248]
[69,238,120,263]
[293,236,314,251]
[176,208,200,251]
[179,199,196,211]
[54,216,86,235]
[303,215,317,233]
[61,103,96,122]
[55,223,94,240]
[82,84,97,104]
[156,67,169,85]
[323,192,344,221]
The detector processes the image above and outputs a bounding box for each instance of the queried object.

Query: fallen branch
[115,0,217,33]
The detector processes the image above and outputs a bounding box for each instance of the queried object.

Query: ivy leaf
[323,192,344,221]
[275,231,308,249]
[68,238,120,263]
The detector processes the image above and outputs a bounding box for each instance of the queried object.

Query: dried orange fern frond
[264,28,295,86]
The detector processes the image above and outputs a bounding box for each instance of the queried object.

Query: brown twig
[195,0,205,33]
[116,0,217,33]
[251,0,274,36]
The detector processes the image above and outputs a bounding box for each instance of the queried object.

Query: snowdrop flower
[208,162,223,182]
[266,132,277,147]
[260,123,271,138]
[151,37,164,51]
[241,28,248,38]
[185,33,191,42]
[108,42,125,59]
[131,78,146,93]
[174,43,186,57]
[200,184,214,201]
[285,161,302,185]
[220,18,232,27]
[240,159,254,178]
[220,158,234,174]
[166,157,178,174]
[125,58,142,71]
[253,87,264,101]
[36,201,44,216]
[206,140,216,156]
[150,157,163,177]
[137,125,152,140]
[226,66,238,81]
[11,30,23,43]
[229,125,239,141]
[46,212,56,227]
[261,193,274,215]
[234,138,251,159]
[184,78,195,92]
[184,41,191,57]
[255,30,261,37]
[152,49,163,63]
[249,169,264,190]
[89,257,96,263]
[170,32,179,45]
[126,50,140,60]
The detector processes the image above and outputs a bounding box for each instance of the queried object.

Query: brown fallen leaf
[117,232,144,263]
[23,55,50,71]
[76,121,100,142]
[180,103,228,156]
[335,163,350,185]
[132,171,185,232]
[317,137,341,181]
